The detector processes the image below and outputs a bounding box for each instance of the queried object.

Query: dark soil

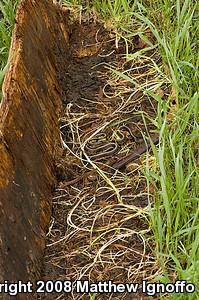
[42,13,161,300]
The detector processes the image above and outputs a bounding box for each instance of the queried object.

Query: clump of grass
[135,1,199,298]
[62,0,142,37]
[0,0,19,97]
[46,32,161,295]
[61,0,199,298]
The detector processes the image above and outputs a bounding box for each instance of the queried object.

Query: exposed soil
[42,13,162,300]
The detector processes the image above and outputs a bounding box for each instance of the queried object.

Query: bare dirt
[42,13,162,300]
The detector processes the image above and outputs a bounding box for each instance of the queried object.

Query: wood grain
[0,0,69,298]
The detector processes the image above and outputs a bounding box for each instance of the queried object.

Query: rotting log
[0,0,69,298]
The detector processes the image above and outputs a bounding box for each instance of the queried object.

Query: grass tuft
[62,0,199,298]
[0,0,19,97]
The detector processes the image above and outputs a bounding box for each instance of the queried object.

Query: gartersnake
[61,135,159,187]
[85,132,118,159]
[84,124,145,160]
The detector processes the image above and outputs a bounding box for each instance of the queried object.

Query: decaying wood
[0,0,69,298]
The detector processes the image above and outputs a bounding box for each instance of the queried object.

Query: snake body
[84,125,145,160]
[85,132,118,159]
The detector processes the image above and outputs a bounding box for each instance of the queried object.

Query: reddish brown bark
[0,0,69,298]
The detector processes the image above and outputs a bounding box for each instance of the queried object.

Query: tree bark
[0,0,69,298]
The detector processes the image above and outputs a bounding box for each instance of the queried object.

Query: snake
[84,124,145,160]
[85,132,118,159]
